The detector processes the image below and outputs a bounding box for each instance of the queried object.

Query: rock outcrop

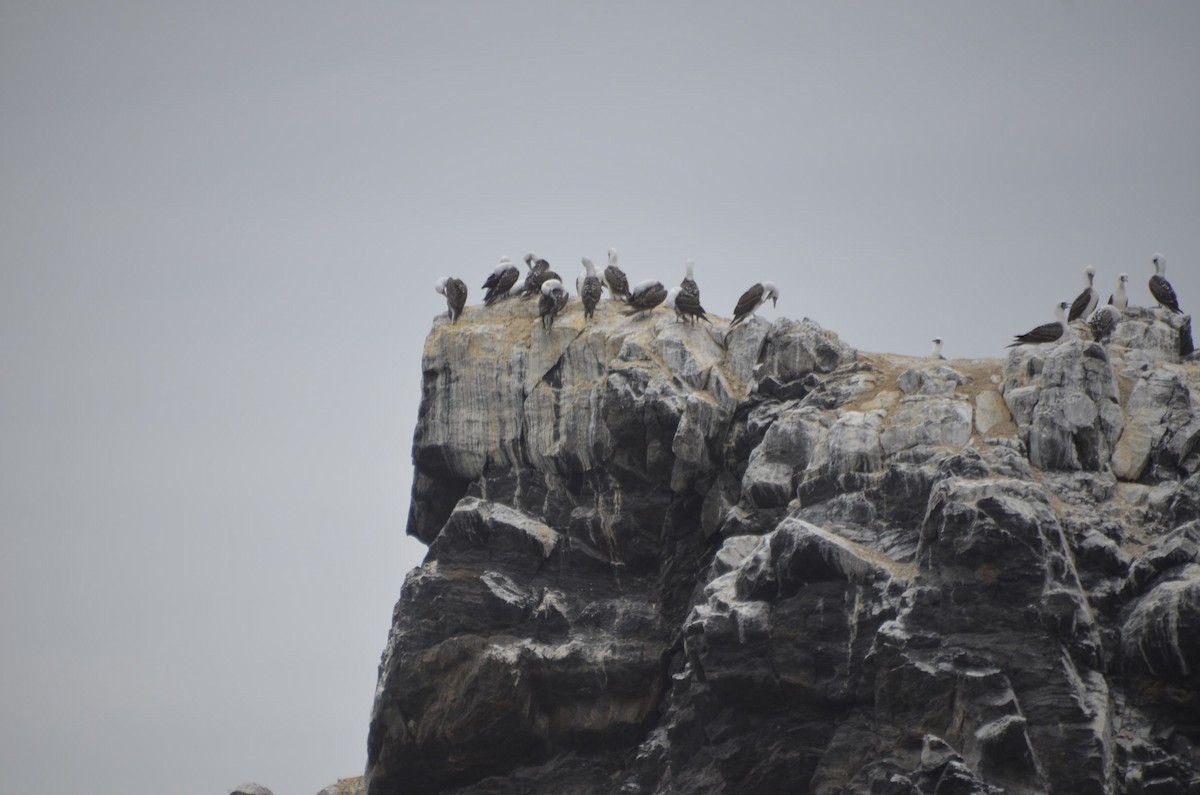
[368,299,1200,794]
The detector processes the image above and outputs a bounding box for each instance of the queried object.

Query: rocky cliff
[367,299,1200,795]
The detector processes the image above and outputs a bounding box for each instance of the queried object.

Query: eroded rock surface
[368,300,1200,794]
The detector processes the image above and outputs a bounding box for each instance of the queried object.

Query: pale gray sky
[2,3,1197,794]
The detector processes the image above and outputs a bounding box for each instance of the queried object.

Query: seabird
[434,276,468,323]
[665,285,710,325]
[622,279,667,316]
[680,260,700,302]
[1068,266,1099,322]
[730,281,780,327]
[522,254,560,300]
[1088,305,1120,344]
[538,278,569,329]
[1007,301,1071,347]
[482,257,519,306]
[1107,273,1129,309]
[604,248,631,302]
[1149,254,1182,313]
[580,258,603,320]
[929,338,946,360]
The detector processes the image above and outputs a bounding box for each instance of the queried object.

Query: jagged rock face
[368,300,1200,795]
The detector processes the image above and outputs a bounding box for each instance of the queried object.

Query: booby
[580,258,603,320]
[1007,301,1071,347]
[482,257,519,306]
[665,285,709,325]
[604,248,631,302]
[522,255,560,300]
[1068,266,1099,322]
[680,260,700,302]
[730,281,780,327]
[434,276,468,323]
[929,338,946,360]
[1149,254,1182,313]
[1088,305,1120,344]
[622,279,667,316]
[538,278,569,329]
[1107,273,1129,309]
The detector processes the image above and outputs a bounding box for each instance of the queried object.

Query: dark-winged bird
[538,279,569,329]
[730,281,780,327]
[1007,301,1070,347]
[1088,305,1120,344]
[1108,273,1128,309]
[622,279,667,316]
[1068,266,1099,321]
[1150,254,1182,313]
[579,258,603,320]
[666,286,709,324]
[482,257,520,306]
[435,276,468,323]
[604,248,631,302]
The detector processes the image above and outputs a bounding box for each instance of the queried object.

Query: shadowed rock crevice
[368,301,1200,795]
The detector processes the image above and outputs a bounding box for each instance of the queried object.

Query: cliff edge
[367,299,1200,794]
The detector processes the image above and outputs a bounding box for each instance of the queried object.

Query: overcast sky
[2,3,1198,794]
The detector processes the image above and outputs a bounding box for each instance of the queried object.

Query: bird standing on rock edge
[580,258,603,320]
[929,338,946,360]
[1088,305,1120,344]
[1068,266,1099,322]
[482,257,519,306]
[666,286,709,325]
[623,279,667,316]
[1007,301,1071,347]
[1149,254,1182,313]
[538,279,569,329]
[604,249,631,303]
[435,276,468,323]
[730,281,780,327]
[1108,273,1129,309]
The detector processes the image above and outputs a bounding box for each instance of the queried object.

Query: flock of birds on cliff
[433,249,778,343]
[1007,253,1191,358]
[433,249,1191,357]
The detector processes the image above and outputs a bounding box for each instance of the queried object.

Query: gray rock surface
[368,299,1200,794]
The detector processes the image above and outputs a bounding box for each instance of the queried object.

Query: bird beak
[771,297,778,308]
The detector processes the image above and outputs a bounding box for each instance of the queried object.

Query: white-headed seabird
[681,260,699,302]
[434,276,468,323]
[929,338,946,360]
[1068,266,1099,322]
[580,258,603,320]
[1108,273,1129,309]
[522,255,560,300]
[730,281,780,327]
[1007,301,1071,347]
[538,278,569,329]
[604,248,631,302]
[666,285,709,325]
[482,257,520,306]
[1150,254,1182,313]
[622,279,667,316]
[1088,304,1120,344]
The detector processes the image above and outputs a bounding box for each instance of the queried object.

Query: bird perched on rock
[665,285,709,324]
[1007,301,1070,347]
[1069,266,1099,321]
[1108,273,1129,309]
[1149,254,1182,313]
[680,260,700,303]
[538,279,569,329]
[730,281,780,327]
[1088,304,1120,344]
[522,254,560,300]
[604,248,631,302]
[482,257,519,306]
[434,276,468,323]
[929,338,946,359]
[579,258,603,320]
[623,279,667,316]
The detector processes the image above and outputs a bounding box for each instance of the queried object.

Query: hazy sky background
[2,3,1198,794]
